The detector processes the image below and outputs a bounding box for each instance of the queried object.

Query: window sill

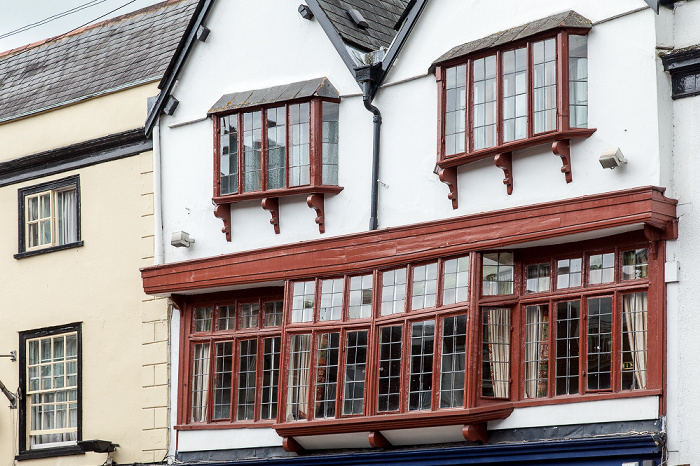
[16,445,84,461]
[14,241,84,260]
[176,420,275,431]
[212,186,343,240]
[273,405,514,437]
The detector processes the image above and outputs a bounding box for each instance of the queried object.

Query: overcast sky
[0,0,164,52]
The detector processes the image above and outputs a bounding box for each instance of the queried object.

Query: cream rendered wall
[160,0,672,455]
[0,83,169,465]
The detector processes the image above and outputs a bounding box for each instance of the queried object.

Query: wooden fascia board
[141,186,677,295]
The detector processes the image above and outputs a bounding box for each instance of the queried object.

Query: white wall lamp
[599,147,627,169]
[171,231,195,248]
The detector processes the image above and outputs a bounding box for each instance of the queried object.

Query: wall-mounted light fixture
[298,4,314,20]
[599,147,627,169]
[171,231,195,248]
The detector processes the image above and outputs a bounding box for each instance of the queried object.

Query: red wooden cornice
[141,186,677,295]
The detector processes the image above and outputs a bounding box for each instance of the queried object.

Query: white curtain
[524,305,547,398]
[487,308,510,398]
[623,292,648,389]
[191,343,210,422]
[56,189,77,245]
[287,334,311,421]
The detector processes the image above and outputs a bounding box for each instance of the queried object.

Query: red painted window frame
[435,29,595,169]
[212,97,342,205]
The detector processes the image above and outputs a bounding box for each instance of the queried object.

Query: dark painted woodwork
[142,187,677,295]
[306,193,326,234]
[462,423,488,444]
[262,198,280,234]
[494,152,513,195]
[552,139,573,183]
[282,437,306,455]
[369,431,392,448]
[437,167,458,209]
[213,204,231,242]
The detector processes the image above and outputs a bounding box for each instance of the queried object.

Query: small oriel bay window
[16,175,81,258]
[178,234,662,440]
[209,78,342,238]
[432,11,596,206]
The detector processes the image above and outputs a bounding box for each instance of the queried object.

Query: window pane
[261,337,281,420]
[445,64,466,155]
[381,268,406,315]
[320,278,344,321]
[55,187,78,246]
[569,35,588,128]
[264,301,283,327]
[237,340,257,420]
[194,307,213,332]
[240,302,259,328]
[534,38,557,133]
[289,103,310,186]
[473,55,497,150]
[443,256,469,305]
[412,263,438,310]
[555,300,579,395]
[482,308,510,398]
[622,249,648,280]
[213,342,232,420]
[292,281,315,323]
[482,252,514,296]
[409,321,434,411]
[343,331,367,415]
[315,333,340,419]
[622,292,648,390]
[589,253,615,285]
[191,343,210,422]
[267,107,286,190]
[524,305,549,398]
[218,305,236,330]
[348,274,373,319]
[220,115,239,194]
[587,297,612,391]
[526,262,550,293]
[322,102,340,185]
[286,334,311,421]
[440,315,466,408]
[503,47,527,142]
[557,258,582,289]
[243,111,262,192]
[377,326,402,412]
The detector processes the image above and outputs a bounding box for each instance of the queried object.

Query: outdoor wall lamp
[599,147,627,169]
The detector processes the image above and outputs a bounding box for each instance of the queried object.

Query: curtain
[623,292,648,389]
[287,334,311,421]
[191,343,210,422]
[56,189,77,245]
[487,308,510,398]
[525,305,548,398]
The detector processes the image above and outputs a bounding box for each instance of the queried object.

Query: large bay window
[178,234,662,436]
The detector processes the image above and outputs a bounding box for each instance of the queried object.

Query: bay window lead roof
[0,0,197,124]
[208,77,340,114]
[315,0,411,51]
[431,10,591,71]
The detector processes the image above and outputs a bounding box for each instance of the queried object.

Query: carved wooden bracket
[368,431,392,449]
[644,224,662,259]
[438,167,458,209]
[169,294,186,312]
[213,204,231,242]
[494,152,513,195]
[282,437,305,455]
[306,193,325,233]
[552,139,572,183]
[261,197,280,234]
[462,423,487,445]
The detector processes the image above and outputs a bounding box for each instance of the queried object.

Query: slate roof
[316,0,411,52]
[432,10,591,69]
[208,78,340,114]
[0,0,197,123]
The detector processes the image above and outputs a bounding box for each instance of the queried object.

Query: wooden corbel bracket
[438,166,458,209]
[552,139,573,183]
[644,224,662,259]
[494,152,513,195]
[369,431,392,449]
[261,197,280,234]
[462,423,488,445]
[282,437,306,455]
[306,193,325,233]
[213,204,231,242]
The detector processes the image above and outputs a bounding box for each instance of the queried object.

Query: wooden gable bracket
[369,431,392,449]
[261,197,280,234]
[552,139,573,183]
[438,167,458,209]
[494,152,513,195]
[307,193,326,233]
[213,204,232,242]
[282,437,306,455]
[462,423,487,445]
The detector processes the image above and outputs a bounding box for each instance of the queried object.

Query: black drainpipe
[356,64,382,231]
